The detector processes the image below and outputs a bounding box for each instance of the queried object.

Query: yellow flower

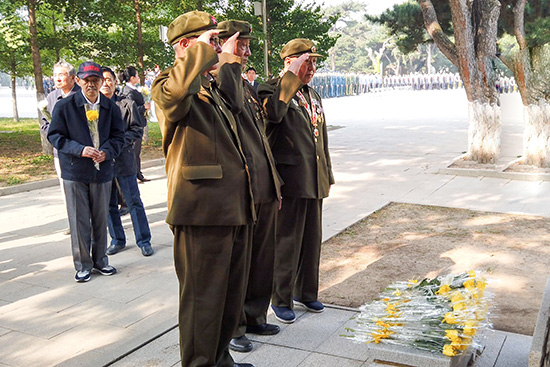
[442,344,456,356]
[463,279,475,290]
[476,278,486,291]
[463,321,477,336]
[86,110,99,121]
[445,329,459,341]
[453,302,466,312]
[443,312,457,324]
[450,291,465,304]
[468,270,476,278]
[436,284,451,295]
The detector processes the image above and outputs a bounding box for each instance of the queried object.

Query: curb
[0,158,165,198]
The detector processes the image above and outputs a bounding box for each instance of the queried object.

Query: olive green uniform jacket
[152,43,254,226]
[258,72,334,198]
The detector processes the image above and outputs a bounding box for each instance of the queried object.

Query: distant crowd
[309,72,518,99]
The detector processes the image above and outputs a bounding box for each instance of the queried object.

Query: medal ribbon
[296,89,319,136]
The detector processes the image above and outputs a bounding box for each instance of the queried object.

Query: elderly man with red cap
[258,39,335,324]
[152,10,255,367]
[47,61,125,283]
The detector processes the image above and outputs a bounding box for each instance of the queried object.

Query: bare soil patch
[319,202,550,336]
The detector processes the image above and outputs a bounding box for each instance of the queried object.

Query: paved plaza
[0,89,544,366]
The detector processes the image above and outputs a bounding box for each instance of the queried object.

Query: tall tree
[0,13,31,122]
[498,0,550,166]
[376,0,502,164]
[220,0,338,78]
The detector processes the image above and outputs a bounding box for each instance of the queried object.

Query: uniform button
[315,138,318,143]
[316,155,320,160]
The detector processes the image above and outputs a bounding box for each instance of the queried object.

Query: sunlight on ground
[442,246,516,268]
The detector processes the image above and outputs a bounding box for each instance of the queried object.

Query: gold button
[316,155,320,160]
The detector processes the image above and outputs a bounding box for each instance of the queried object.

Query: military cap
[279,38,323,59]
[217,20,256,40]
[167,10,218,45]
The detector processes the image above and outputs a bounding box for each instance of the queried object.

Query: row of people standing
[151,11,333,367]
[42,60,155,284]
[309,71,518,99]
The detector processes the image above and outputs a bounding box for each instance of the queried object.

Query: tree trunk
[467,101,501,163]
[10,60,19,123]
[27,0,50,154]
[502,0,550,167]
[426,43,433,74]
[522,101,550,167]
[419,0,501,163]
[134,0,145,80]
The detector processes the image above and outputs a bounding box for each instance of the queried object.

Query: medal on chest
[296,90,322,138]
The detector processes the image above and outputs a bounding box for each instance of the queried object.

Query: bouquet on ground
[85,104,100,170]
[344,271,492,357]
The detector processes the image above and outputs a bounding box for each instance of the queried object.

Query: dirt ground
[318,202,550,336]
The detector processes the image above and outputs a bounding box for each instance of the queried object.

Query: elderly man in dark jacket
[48,61,125,283]
[100,67,154,257]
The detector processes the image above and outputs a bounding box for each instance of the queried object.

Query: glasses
[210,36,220,46]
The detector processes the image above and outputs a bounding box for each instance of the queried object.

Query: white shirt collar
[81,91,101,106]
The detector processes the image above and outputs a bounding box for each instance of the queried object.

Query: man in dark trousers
[151,11,255,367]
[258,39,335,323]
[99,67,154,258]
[47,61,125,282]
[217,20,283,353]
[40,60,81,235]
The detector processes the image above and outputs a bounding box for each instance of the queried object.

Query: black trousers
[272,197,323,308]
[234,201,278,338]
[172,224,251,367]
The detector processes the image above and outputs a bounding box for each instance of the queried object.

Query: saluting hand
[198,30,220,45]
[221,32,240,55]
[288,53,310,77]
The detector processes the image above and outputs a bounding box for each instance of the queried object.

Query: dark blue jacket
[47,92,125,183]
[112,94,143,177]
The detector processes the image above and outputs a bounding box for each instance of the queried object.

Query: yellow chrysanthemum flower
[445,329,459,340]
[450,291,464,303]
[442,344,456,356]
[468,270,476,278]
[86,110,99,121]
[463,279,475,290]
[463,321,477,336]
[453,302,466,312]
[436,284,452,295]
[443,312,457,324]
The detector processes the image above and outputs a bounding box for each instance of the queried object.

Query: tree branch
[417,0,459,67]
[513,0,527,50]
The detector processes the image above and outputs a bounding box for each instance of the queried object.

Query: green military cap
[167,10,218,45]
[217,20,256,39]
[279,38,323,59]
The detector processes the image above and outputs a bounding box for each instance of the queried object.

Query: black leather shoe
[106,243,126,255]
[229,335,252,353]
[233,364,254,367]
[246,323,280,335]
[141,244,154,257]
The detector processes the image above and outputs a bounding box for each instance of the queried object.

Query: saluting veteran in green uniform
[151,10,255,367]
[216,20,283,354]
[258,39,335,324]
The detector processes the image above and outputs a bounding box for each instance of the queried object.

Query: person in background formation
[47,61,124,282]
[245,66,259,92]
[258,39,334,323]
[99,67,154,258]
[217,20,283,354]
[120,65,150,183]
[40,60,82,235]
[151,11,255,367]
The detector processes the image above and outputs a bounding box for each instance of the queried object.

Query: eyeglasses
[210,36,220,47]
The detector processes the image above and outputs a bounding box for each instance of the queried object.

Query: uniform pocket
[181,165,223,180]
